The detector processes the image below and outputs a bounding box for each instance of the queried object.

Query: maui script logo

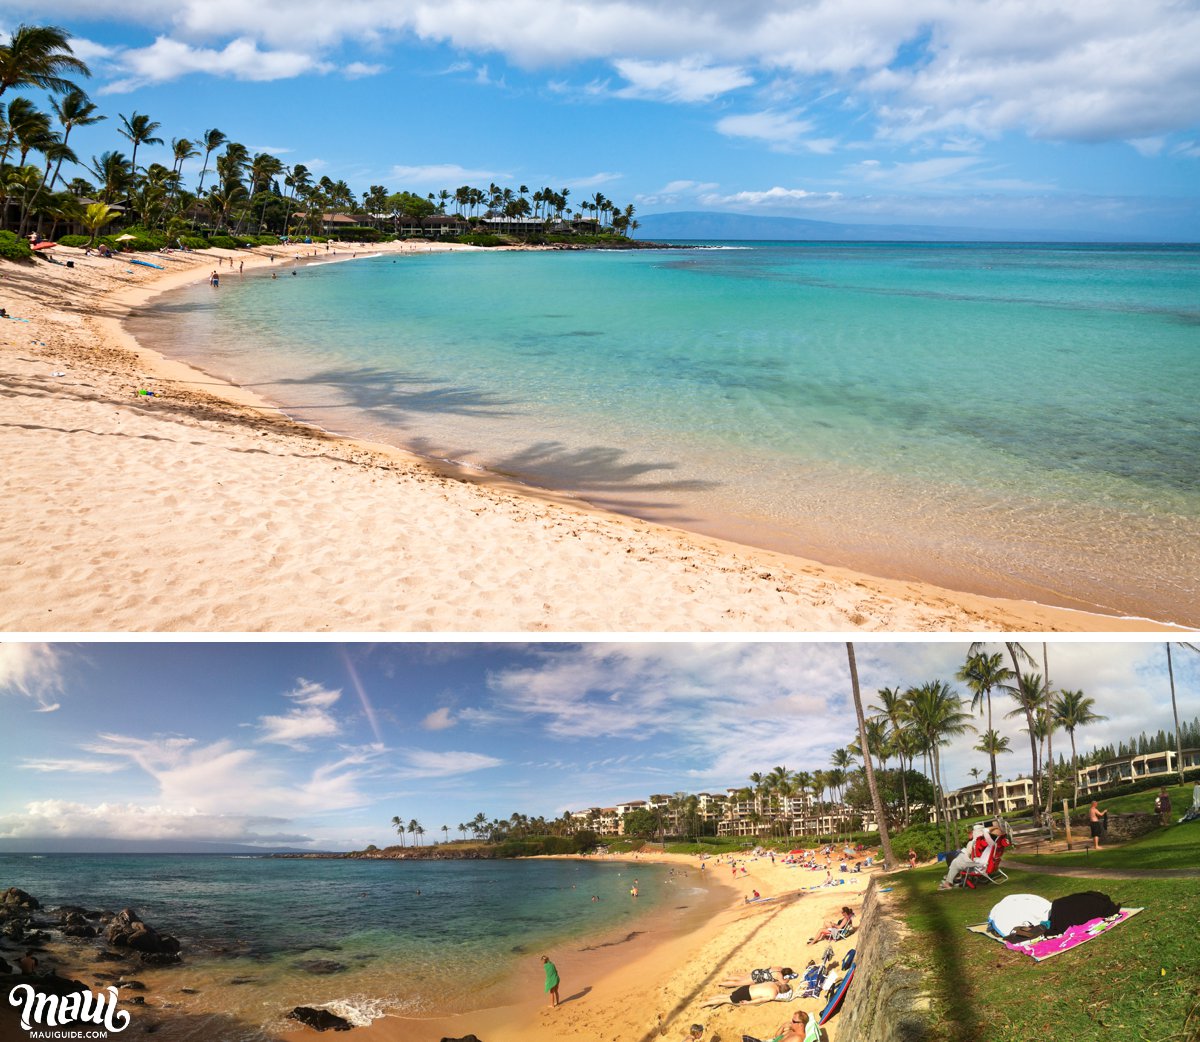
[8,983,131,1035]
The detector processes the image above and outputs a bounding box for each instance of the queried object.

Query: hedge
[0,231,32,261]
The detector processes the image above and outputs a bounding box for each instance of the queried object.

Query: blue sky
[1,641,1195,850]
[3,1,1199,236]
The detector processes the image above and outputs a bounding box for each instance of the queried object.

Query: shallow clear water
[129,242,1200,623]
[3,854,687,1037]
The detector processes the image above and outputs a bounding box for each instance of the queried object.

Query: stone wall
[1065,811,1158,844]
[835,881,932,1042]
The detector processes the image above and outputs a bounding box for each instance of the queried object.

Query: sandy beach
[0,241,1166,632]
[294,851,879,1042]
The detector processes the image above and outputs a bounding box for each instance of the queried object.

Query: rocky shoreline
[0,885,363,1036]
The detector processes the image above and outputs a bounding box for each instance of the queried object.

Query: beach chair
[827,919,854,941]
[799,946,836,998]
[954,832,1011,888]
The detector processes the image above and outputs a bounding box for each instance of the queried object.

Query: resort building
[942,778,1037,820]
[1076,747,1200,794]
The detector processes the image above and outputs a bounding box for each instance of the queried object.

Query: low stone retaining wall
[835,880,932,1042]
[1065,811,1158,844]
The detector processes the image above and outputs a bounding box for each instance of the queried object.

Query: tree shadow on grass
[897,882,977,1042]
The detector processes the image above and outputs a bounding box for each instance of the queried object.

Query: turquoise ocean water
[129,242,1200,624]
[3,854,691,1037]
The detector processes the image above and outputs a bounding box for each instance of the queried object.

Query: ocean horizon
[128,240,1200,626]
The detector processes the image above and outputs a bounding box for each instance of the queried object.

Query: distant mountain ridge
[634,210,1147,243]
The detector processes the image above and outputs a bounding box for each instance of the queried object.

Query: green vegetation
[890,821,949,862]
[1096,781,1195,816]
[890,866,1200,1042]
[1019,821,1200,872]
[0,229,32,259]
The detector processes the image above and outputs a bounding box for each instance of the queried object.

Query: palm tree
[118,111,163,174]
[80,200,119,246]
[0,24,90,101]
[1052,689,1107,806]
[973,730,1012,814]
[1002,641,1041,815]
[1005,670,1048,815]
[957,651,1013,821]
[390,814,406,847]
[407,818,420,847]
[47,88,103,190]
[441,824,450,845]
[195,127,226,198]
[905,680,973,849]
[847,643,895,869]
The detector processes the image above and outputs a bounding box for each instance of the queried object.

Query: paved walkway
[1005,858,1200,880]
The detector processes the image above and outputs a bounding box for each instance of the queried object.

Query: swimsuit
[750,968,775,984]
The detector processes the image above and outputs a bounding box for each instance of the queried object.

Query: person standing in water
[541,954,560,1007]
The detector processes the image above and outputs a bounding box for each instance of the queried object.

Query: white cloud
[100,35,333,93]
[422,706,456,730]
[845,154,984,186]
[256,679,342,748]
[715,110,835,153]
[613,57,752,103]
[19,759,125,774]
[26,1,1200,144]
[0,644,66,713]
[699,185,843,208]
[394,749,503,778]
[0,799,310,846]
[343,60,384,78]
[389,163,503,187]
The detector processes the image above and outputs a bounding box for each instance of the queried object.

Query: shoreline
[1,850,879,1042]
[0,240,1173,631]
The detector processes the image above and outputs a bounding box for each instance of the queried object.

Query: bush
[207,235,239,249]
[179,236,210,250]
[56,234,90,249]
[327,225,386,242]
[0,231,33,260]
[455,233,507,247]
[890,821,949,862]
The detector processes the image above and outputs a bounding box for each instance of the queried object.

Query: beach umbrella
[31,241,56,251]
[115,234,137,241]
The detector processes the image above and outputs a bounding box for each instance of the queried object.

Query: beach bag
[1047,891,1120,936]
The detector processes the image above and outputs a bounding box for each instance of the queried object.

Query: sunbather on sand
[718,966,798,987]
[808,907,853,943]
[700,979,794,1007]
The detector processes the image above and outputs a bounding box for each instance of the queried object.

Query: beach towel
[988,894,1051,938]
[967,907,1144,961]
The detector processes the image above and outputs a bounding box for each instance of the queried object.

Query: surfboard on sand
[129,259,165,269]
[819,963,854,1025]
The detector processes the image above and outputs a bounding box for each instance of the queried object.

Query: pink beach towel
[967,908,1144,962]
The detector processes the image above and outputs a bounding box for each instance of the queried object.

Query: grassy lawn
[889,866,1200,1042]
[1095,782,1196,816]
[1020,821,1200,870]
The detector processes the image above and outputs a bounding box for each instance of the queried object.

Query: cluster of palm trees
[390,810,582,847]
[0,24,640,245]
[443,182,638,235]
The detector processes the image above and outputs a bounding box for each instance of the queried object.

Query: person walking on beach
[541,954,560,1008]
[1089,801,1108,849]
[908,848,918,869]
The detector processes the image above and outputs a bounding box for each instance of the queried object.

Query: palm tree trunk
[1042,643,1055,831]
[1070,730,1080,808]
[846,644,896,868]
[1167,644,1185,784]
